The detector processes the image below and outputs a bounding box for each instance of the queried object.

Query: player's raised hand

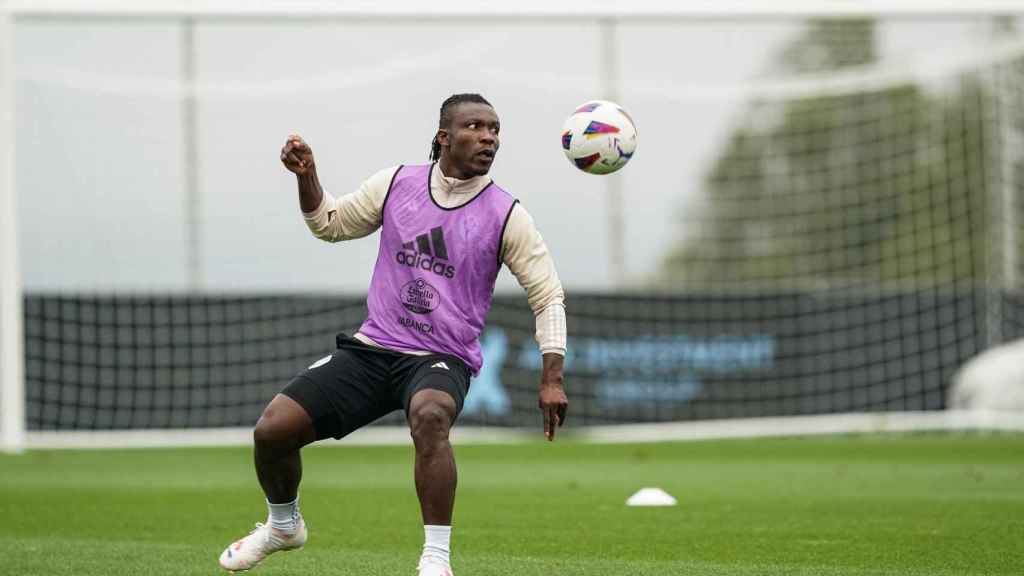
[281,134,315,175]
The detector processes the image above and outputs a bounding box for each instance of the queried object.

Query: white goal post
[1,0,25,454]
[4,0,1024,452]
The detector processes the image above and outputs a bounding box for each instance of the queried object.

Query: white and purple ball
[561,100,637,175]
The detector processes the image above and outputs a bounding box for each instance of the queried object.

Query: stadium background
[3,1,1024,442]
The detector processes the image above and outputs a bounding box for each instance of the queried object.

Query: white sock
[267,497,300,534]
[421,525,451,566]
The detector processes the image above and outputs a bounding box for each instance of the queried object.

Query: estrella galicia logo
[400,278,441,314]
[395,226,456,279]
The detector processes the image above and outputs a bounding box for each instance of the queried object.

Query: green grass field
[2,434,1023,575]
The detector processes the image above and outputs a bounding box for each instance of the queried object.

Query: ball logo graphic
[561,99,637,175]
[400,278,441,314]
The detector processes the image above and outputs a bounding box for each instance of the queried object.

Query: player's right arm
[280,134,397,242]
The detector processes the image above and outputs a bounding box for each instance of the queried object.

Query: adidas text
[395,251,456,279]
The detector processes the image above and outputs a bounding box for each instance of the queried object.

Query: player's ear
[436,129,449,147]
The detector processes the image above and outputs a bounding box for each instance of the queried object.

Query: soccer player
[219,94,568,576]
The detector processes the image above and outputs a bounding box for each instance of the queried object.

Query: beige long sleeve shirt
[303,164,567,357]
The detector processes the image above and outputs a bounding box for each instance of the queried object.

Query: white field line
[23,410,1024,450]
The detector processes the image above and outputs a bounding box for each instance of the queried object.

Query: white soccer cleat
[219,518,307,572]
[417,558,454,576]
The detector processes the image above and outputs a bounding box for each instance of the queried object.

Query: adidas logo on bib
[395,226,456,279]
[431,361,450,370]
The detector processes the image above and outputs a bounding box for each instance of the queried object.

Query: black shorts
[281,333,471,441]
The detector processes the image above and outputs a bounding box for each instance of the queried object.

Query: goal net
[4,5,1024,448]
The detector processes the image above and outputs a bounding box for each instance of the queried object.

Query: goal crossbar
[7,1,1024,20]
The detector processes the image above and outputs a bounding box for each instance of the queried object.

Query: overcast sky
[13,16,1002,293]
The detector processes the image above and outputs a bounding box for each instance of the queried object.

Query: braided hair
[429,93,493,162]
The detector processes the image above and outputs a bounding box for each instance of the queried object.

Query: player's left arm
[501,203,568,441]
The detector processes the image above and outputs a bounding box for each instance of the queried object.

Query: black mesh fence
[24,289,1008,431]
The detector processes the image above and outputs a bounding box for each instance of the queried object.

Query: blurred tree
[660,19,990,289]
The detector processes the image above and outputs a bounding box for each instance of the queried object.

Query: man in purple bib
[219,94,569,576]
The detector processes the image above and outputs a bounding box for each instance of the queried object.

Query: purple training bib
[358,163,518,375]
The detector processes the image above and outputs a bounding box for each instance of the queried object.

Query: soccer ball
[561,100,637,175]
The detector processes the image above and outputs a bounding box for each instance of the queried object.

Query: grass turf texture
[1,435,1023,575]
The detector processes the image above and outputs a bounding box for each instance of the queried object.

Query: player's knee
[253,394,315,449]
[409,402,452,445]
[254,407,299,447]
